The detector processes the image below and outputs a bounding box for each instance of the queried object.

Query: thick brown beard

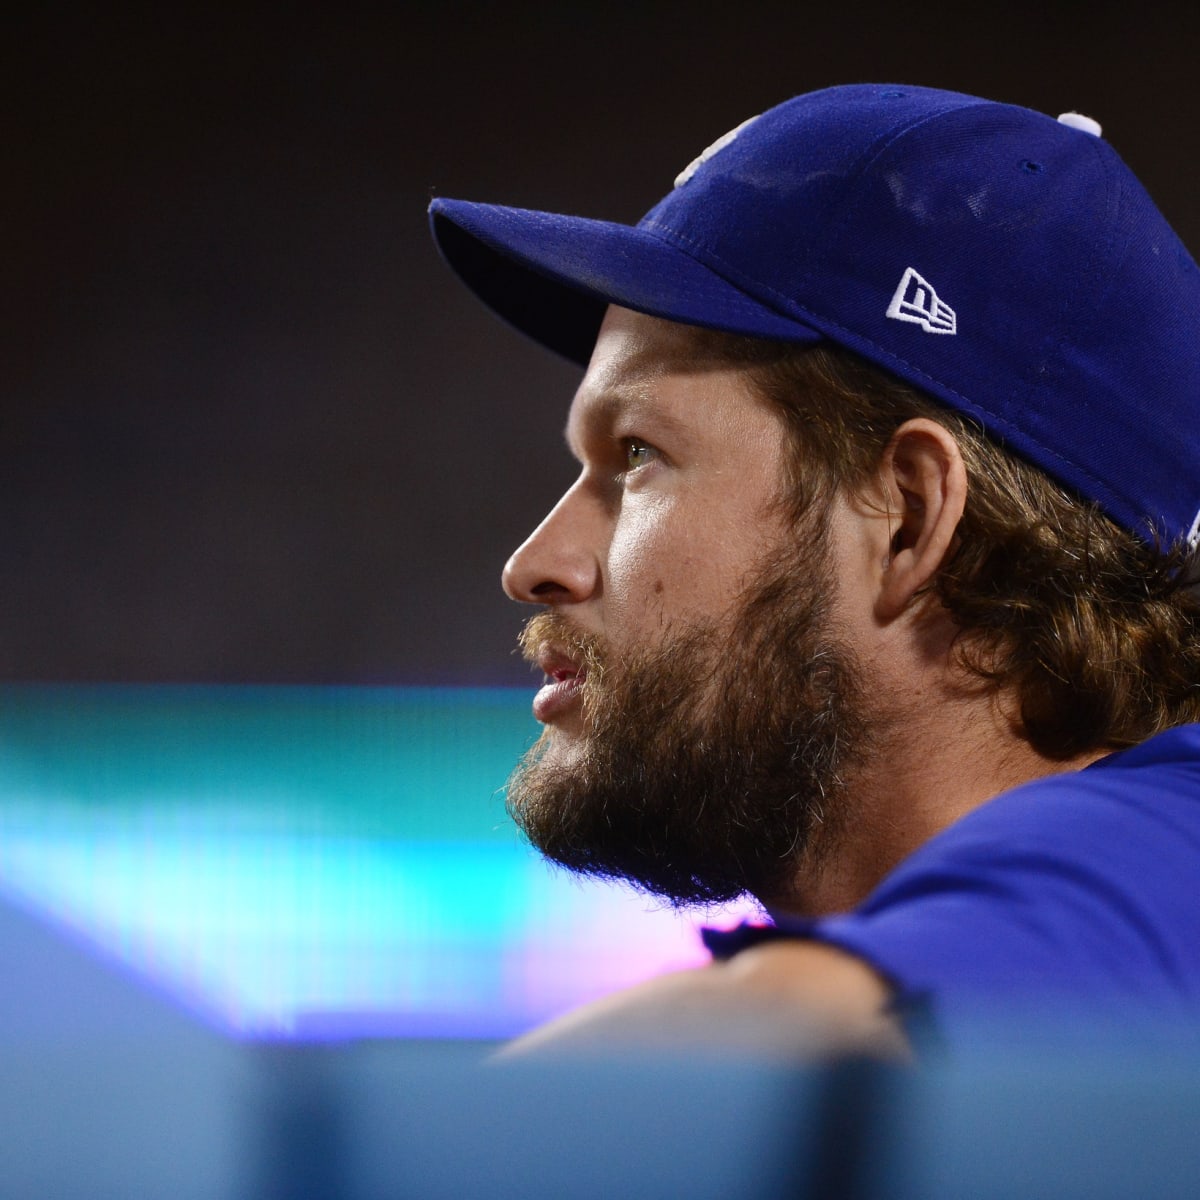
[505,531,869,908]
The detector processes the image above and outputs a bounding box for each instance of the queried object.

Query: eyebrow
[564,377,694,457]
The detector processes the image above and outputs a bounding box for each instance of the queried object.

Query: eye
[621,438,661,471]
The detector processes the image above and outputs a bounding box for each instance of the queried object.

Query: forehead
[566,308,778,445]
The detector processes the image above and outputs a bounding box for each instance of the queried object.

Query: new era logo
[1187,507,1200,553]
[886,267,957,335]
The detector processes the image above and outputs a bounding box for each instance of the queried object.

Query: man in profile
[429,84,1200,1054]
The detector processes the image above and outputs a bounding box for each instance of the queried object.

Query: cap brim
[429,197,823,366]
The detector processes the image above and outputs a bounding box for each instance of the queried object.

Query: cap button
[1057,111,1102,137]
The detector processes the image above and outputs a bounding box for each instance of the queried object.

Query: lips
[532,646,587,724]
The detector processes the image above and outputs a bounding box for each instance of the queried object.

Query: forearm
[498,941,908,1061]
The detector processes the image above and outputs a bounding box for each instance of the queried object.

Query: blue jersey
[704,724,1200,1050]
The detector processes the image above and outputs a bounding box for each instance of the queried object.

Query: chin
[535,722,588,768]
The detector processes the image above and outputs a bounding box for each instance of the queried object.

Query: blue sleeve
[704,729,1200,1047]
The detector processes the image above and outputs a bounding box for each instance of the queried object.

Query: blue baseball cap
[429,84,1200,550]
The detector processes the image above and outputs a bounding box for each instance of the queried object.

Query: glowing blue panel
[0,685,757,1038]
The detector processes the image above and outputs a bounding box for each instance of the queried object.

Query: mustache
[518,611,606,677]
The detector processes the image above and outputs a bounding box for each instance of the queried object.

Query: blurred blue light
[0,684,757,1039]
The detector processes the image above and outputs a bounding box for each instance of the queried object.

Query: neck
[765,670,1109,919]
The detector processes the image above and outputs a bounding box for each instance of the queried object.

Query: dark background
[4,2,1198,685]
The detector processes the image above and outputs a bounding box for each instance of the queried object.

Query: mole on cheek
[654,580,664,595]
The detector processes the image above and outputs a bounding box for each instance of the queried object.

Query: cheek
[603,500,739,632]
[603,502,683,626]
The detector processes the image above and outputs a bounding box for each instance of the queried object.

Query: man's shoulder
[809,722,1200,1030]
[884,721,1200,856]
[863,721,1200,909]
[1089,721,1200,774]
[929,720,1200,855]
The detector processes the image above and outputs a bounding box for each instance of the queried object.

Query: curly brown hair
[705,332,1200,760]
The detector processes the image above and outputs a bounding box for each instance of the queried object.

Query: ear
[873,418,967,622]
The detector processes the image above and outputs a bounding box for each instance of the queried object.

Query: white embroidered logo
[674,114,762,188]
[886,267,957,335]
[1187,506,1200,552]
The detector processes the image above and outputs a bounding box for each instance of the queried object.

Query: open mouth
[532,648,587,724]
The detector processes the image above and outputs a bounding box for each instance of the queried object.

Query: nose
[502,479,601,606]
